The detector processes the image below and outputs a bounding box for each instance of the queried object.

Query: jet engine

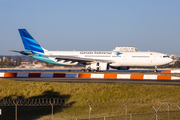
[110,66,130,70]
[86,62,110,71]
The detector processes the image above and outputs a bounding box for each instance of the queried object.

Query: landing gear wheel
[81,69,85,72]
[86,69,91,72]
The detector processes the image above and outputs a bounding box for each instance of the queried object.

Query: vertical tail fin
[18,29,47,54]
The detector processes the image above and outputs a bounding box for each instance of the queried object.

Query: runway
[3,78,180,85]
[0,69,164,73]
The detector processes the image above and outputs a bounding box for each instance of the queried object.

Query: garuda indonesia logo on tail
[116,52,123,56]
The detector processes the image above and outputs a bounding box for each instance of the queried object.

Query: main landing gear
[81,69,91,72]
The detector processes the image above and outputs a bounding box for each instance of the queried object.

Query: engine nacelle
[88,62,109,71]
[110,66,130,70]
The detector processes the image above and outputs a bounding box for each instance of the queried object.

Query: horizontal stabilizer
[9,50,22,53]
[9,50,33,56]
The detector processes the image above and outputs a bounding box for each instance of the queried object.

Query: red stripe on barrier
[4,73,17,77]
[130,74,144,79]
[157,75,171,80]
[28,73,41,77]
[53,73,66,78]
[78,73,91,78]
[104,74,117,79]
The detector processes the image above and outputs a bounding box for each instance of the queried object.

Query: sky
[0,0,180,56]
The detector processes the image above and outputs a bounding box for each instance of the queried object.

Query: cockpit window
[163,56,170,58]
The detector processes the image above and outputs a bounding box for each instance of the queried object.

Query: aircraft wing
[42,55,114,63]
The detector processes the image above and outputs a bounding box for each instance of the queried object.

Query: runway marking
[161,70,171,73]
[6,78,180,85]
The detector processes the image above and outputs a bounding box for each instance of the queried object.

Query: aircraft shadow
[0,90,76,120]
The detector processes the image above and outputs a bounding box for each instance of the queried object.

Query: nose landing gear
[154,66,158,72]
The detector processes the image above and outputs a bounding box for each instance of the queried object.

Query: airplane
[10,29,173,72]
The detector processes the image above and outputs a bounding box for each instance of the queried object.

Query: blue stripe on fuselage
[31,55,67,66]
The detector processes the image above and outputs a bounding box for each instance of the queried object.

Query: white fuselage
[17,29,173,70]
[44,51,173,67]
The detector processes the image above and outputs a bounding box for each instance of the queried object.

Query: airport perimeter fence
[78,112,180,120]
[0,98,180,120]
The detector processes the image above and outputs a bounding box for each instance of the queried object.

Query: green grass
[0,79,180,120]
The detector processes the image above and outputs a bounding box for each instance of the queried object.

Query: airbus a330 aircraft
[11,29,173,72]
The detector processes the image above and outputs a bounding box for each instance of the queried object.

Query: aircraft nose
[169,58,173,63]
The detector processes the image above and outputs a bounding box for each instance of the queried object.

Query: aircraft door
[153,54,158,60]
[149,53,155,66]
[123,55,127,60]
[150,53,158,65]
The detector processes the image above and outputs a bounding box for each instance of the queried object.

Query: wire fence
[1,98,179,106]
[0,98,180,120]
[0,98,68,106]
[79,112,180,120]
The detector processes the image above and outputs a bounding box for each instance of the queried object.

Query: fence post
[49,99,55,120]
[166,102,170,120]
[130,114,132,120]
[87,100,92,120]
[124,101,128,120]
[13,100,19,120]
[15,104,17,120]
[177,102,180,109]
[151,106,161,120]
[52,104,53,120]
